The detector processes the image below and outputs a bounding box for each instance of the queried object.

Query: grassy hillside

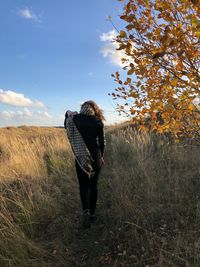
[0,126,76,267]
[0,125,199,266]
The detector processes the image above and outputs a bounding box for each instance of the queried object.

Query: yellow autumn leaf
[127,68,134,75]
[139,125,148,132]
[171,78,179,86]
[119,30,127,38]
[110,0,200,139]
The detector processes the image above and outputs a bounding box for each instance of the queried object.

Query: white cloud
[105,113,128,125]
[0,89,46,109]
[100,30,127,67]
[0,110,15,120]
[103,107,129,125]
[34,100,46,109]
[18,7,40,22]
[100,30,117,42]
[35,110,52,119]
[0,107,128,127]
[0,108,52,126]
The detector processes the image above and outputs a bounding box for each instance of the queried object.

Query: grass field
[0,125,199,267]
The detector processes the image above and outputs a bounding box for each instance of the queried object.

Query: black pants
[75,155,102,215]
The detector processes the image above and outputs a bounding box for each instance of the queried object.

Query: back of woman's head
[81,100,105,121]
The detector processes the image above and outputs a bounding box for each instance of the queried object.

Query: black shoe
[90,214,97,223]
[82,211,91,229]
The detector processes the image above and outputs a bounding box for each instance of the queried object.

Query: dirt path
[42,139,122,266]
[44,197,114,267]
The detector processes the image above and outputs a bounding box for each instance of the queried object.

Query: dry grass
[0,124,199,266]
[100,125,200,266]
[0,126,71,180]
[0,126,76,267]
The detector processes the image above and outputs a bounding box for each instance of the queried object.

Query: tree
[111,0,200,137]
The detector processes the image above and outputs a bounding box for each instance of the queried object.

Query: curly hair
[81,100,105,121]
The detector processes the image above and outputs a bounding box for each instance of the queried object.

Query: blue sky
[0,0,128,127]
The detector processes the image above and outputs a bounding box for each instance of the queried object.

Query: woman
[64,100,106,228]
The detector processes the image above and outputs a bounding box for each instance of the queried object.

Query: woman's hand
[101,157,105,165]
[66,110,78,118]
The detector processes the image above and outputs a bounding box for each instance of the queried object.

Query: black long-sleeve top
[64,113,105,158]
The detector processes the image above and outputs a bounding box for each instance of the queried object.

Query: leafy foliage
[111,0,200,137]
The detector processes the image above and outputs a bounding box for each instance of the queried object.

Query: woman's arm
[64,111,69,129]
[98,124,106,157]
[64,110,78,129]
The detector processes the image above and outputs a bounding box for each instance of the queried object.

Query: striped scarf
[65,111,95,178]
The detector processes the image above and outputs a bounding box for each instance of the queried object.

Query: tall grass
[0,125,199,266]
[0,127,76,267]
[100,125,200,266]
